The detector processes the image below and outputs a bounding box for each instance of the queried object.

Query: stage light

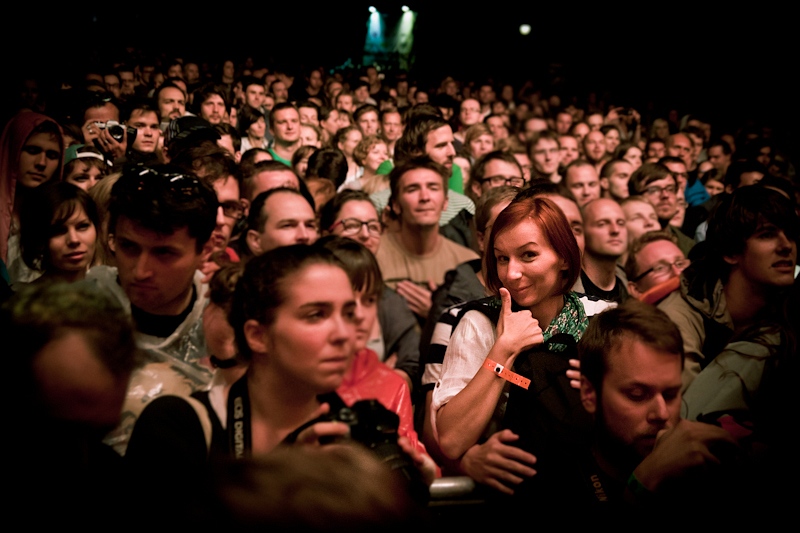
[402,5,409,11]
[369,6,377,13]
[519,24,531,35]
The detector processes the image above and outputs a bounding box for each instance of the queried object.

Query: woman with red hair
[431,194,595,495]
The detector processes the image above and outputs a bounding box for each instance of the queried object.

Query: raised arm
[433,288,543,459]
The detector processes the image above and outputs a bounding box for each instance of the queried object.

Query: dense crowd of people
[3,55,797,527]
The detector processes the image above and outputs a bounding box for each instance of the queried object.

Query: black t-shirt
[130,285,197,338]
[580,270,628,304]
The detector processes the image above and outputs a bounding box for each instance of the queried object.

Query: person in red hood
[0,111,64,282]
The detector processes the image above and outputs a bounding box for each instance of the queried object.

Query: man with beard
[155,82,187,132]
[582,130,609,173]
[193,83,230,126]
[578,300,737,508]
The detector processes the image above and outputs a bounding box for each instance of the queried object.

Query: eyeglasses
[329,218,382,236]
[642,184,677,196]
[219,200,244,220]
[631,258,691,282]
[480,175,526,188]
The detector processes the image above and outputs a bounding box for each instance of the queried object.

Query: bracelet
[626,472,652,499]
[483,358,530,389]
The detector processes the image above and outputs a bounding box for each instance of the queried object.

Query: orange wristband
[483,358,530,389]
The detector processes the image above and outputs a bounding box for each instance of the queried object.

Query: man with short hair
[380,108,403,157]
[454,98,481,145]
[469,151,525,199]
[87,163,218,455]
[335,91,355,113]
[124,101,162,164]
[377,157,479,320]
[706,138,732,175]
[599,159,633,202]
[571,122,590,146]
[528,130,562,182]
[666,133,694,173]
[354,104,380,136]
[582,130,608,172]
[628,162,696,256]
[353,80,377,107]
[578,198,629,303]
[624,231,688,303]
[184,62,201,88]
[578,300,736,504]
[666,133,709,207]
[269,79,289,103]
[645,137,666,161]
[477,83,495,118]
[522,116,548,141]
[620,196,660,250]
[240,160,301,205]
[155,83,187,131]
[555,111,573,135]
[297,100,321,126]
[166,60,183,80]
[485,113,509,142]
[117,66,136,98]
[586,113,604,131]
[243,76,267,111]
[104,72,121,99]
[563,160,601,207]
[559,134,580,168]
[267,103,302,166]
[245,187,318,255]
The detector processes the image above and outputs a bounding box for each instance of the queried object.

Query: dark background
[3,2,795,154]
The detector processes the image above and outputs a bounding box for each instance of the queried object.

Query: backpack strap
[182,395,213,457]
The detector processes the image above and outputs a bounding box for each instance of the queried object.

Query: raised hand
[494,287,544,364]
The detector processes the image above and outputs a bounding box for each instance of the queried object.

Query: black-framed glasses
[329,218,382,236]
[219,200,244,220]
[631,258,691,282]
[480,175,525,187]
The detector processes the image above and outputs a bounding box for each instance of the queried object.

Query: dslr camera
[322,399,429,503]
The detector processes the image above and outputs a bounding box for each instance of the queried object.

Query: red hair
[484,196,581,297]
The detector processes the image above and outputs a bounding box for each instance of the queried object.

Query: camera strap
[227,376,251,459]
[225,376,348,458]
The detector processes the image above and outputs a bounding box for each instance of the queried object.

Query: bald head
[666,133,693,168]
